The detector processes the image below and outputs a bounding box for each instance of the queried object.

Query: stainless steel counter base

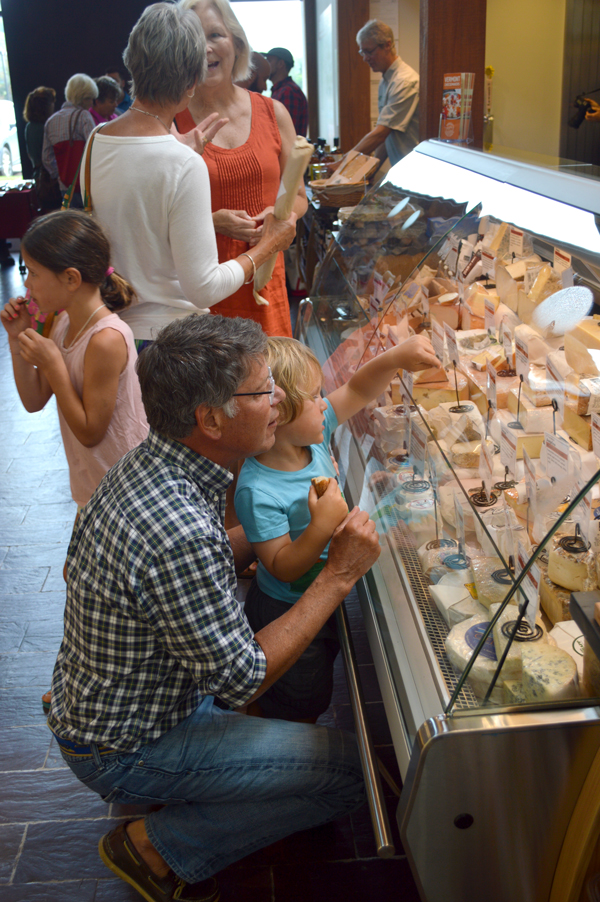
[398,708,600,902]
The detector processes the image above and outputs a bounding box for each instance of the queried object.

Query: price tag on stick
[500,422,517,480]
[485,297,496,337]
[400,372,414,408]
[572,477,592,545]
[515,334,529,382]
[487,362,498,411]
[516,539,541,631]
[432,319,445,362]
[444,323,459,367]
[544,432,570,482]
[410,421,427,478]
[454,493,466,551]
[592,413,600,461]
[479,435,494,498]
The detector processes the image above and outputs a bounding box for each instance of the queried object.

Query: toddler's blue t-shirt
[235,400,339,603]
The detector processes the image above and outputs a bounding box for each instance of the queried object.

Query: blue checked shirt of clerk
[47,428,267,753]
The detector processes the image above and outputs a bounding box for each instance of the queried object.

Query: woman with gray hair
[82,2,295,348]
[175,0,307,337]
[41,73,98,204]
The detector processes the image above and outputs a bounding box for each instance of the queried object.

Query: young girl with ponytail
[1,210,148,509]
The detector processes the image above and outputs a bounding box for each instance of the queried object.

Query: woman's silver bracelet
[240,252,256,285]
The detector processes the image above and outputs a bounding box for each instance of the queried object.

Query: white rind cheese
[521,645,578,701]
[472,556,517,610]
[445,614,504,702]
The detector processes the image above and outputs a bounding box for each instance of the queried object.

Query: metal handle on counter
[335,601,396,858]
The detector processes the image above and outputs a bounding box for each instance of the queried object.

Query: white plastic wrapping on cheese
[471,556,517,609]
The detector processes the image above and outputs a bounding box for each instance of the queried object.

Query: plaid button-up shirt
[271,77,308,137]
[42,102,95,188]
[48,429,267,752]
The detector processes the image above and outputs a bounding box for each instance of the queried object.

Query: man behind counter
[266,46,308,137]
[47,314,380,902]
[352,18,419,168]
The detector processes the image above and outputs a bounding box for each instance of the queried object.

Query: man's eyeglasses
[232,366,276,404]
[358,44,382,58]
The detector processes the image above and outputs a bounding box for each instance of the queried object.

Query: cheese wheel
[445,615,504,702]
[472,556,517,610]
[547,538,596,592]
[490,602,548,682]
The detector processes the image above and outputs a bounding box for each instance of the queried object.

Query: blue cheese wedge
[503,680,528,705]
[521,645,578,701]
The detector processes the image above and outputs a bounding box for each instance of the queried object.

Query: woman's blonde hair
[266,337,323,427]
[178,0,252,82]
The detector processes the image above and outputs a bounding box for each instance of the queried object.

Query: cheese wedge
[522,366,552,407]
[413,366,449,384]
[539,571,572,624]
[565,373,600,416]
[522,644,578,701]
[547,537,596,592]
[566,316,600,352]
[562,406,593,451]
[564,333,600,376]
[411,372,469,411]
[506,389,554,433]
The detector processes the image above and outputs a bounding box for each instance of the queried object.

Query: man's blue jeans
[62,697,366,883]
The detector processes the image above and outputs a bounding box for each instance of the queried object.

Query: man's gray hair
[179,0,252,83]
[356,19,396,51]
[123,3,207,106]
[65,74,98,108]
[136,314,268,440]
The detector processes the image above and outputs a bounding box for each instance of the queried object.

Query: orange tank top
[176,92,292,337]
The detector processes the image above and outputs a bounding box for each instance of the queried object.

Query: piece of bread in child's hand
[311,476,331,498]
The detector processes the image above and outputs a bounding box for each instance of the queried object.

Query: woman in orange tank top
[177,0,307,337]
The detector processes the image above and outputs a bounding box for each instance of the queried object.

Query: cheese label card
[446,237,459,274]
[544,432,571,481]
[487,361,498,409]
[509,227,525,256]
[422,284,430,317]
[515,334,529,382]
[592,413,600,460]
[432,318,445,361]
[410,421,427,474]
[545,354,565,418]
[457,241,473,274]
[485,296,496,337]
[554,248,572,272]
[481,248,496,278]
[453,492,465,549]
[561,267,574,289]
[479,433,494,497]
[572,477,591,545]
[501,322,513,362]
[444,323,459,366]
[457,279,465,303]
[516,539,541,631]
[400,372,414,407]
[370,271,386,311]
[523,447,537,520]
[500,422,517,478]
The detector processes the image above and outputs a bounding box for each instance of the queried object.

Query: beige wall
[485,0,567,156]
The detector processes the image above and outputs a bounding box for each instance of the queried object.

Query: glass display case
[296,141,600,902]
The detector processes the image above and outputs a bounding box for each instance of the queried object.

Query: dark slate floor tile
[14,818,115,883]
[20,621,64,654]
[273,857,421,902]
[0,507,28,529]
[2,544,68,572]
[0,725,53,771]
[218,864,273,902]
[94,877,151,901]
[0,823,26,881]
[0,880,97,901]
[0,769,109,824]
[22,501,76,524]
[0,569,49,595]
[0,689,49,728]
[0,592,66,621]
[0,652,57,689]
[0,622,27,654]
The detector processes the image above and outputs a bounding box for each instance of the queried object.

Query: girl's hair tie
[105,266,115,277]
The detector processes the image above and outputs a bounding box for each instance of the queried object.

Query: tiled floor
[0,249,421,901]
